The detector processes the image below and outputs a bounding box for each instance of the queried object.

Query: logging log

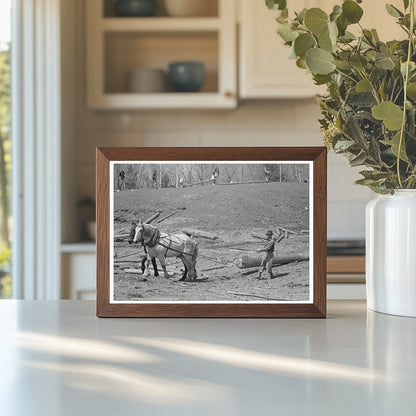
[144,212,161,224]
[183,178,214,188]
[228,291,288,301]
[276,226,298,235]
[157,207,185,223]
[300,230,309,234]
[182,228,218,240]
[113,212,159,240]
[115,251,143,260]
[201,265,227,272]
[114,233,130,239]
[236,254,309,269]
[124,268,143,274]
[199,254,229,264]
[217,180,267,186]
[251,232,268,241]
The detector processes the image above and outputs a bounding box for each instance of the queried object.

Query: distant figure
[179,176,184,188]
[152,169,157,189]
[211,167,220,185]
[118,169,126,191]
[264,167,271,182]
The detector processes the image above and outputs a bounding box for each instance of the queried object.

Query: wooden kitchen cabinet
[61,245,96,300]
[238,0,404,99]
[239,0,325,99]
[86,0,237,109]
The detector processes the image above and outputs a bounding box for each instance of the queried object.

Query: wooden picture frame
[96,147,327,318]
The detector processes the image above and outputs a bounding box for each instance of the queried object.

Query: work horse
[133,221,198,282]
[128,223,159,277]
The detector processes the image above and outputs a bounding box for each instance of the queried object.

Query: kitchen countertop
[0,300,415,415]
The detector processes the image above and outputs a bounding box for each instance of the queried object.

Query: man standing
[211,167,219,184]
[264,166,271,182]
[256,230,284,280]
[152,168,157,189]
[118,169,126,191]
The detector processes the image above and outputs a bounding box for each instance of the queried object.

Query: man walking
[256,230,284,280]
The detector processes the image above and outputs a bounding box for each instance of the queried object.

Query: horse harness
[142,225,195,257]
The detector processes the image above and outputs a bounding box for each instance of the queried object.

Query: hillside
[114,181,309,234]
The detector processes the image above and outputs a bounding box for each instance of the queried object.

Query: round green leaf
[296,8,307,23]
[277,23,298,43]
[330,5,342,22]
[328,21,338,43]
[266,0,287,11]
[306,48,335,75]
[294,33,316,58]
[371,101,404,131]
[296,57,308,69]
[318,30,333,52]
[342,0,364,24]
[387,132,408,162]
[356,79,372,92]
[385,4,403,18]
[375,56,395,70]
[318,22,338,52]
[333,60,352,70]
[304,8,329,35]
[407,82,416,99]
[350,54,368,70]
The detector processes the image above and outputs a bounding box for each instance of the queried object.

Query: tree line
[114,163,309,190]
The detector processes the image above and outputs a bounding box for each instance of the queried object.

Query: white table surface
[0,300,415,416]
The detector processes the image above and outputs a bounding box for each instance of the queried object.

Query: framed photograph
[96,147,327,318]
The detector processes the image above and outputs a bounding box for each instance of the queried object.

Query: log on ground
[182,228,218,240]
[276,226,298,235]
[144,211,161,224]
[157,207,185,224]
[251,232,268,241]
[114,233,130,239]
[236,254,309,269]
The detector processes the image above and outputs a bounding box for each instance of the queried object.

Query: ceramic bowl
[168,62,205,92]
[114,0,158,17]
[86,221,96,241]
[128,68,167,93]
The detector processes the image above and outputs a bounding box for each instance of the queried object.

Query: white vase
[366,190,416,317]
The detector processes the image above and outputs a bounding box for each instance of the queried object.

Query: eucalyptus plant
[266,0,416,193]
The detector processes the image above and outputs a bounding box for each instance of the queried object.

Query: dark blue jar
[168,62,205,92]
[114,0,158,17]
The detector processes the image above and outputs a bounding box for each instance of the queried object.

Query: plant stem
[334,68,358,84]
[358,69,381,104]
[397,0,415,188]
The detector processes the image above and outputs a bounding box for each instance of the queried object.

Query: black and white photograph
[110,161,313,304]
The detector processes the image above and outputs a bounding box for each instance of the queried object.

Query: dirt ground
[113,182,310,302]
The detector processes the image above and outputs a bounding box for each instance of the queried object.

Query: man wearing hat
[256,229,283,280]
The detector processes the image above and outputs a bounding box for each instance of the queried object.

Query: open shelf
[61,242,96,254]
[104,31,218,94]
[91,93,235,109]
[103,0,219,18]
[101,17,221,32]
[87,0,236,109]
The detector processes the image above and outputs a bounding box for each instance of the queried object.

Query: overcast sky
[0,0,11,49]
